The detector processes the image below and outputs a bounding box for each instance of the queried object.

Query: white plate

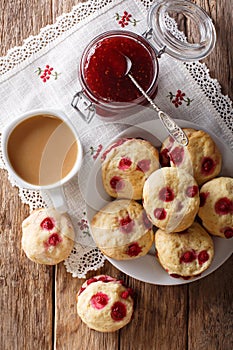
[85,120,233,285]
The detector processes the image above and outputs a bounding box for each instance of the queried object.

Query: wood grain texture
[193,0,233,99]
[0,171,54,350]
[0,1,232,349]
[189,257,233,350]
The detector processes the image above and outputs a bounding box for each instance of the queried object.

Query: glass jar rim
[79,30,159,110]
[147,0,216,61]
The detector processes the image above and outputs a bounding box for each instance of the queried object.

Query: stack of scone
[90,129,232,280]
[91,138,159,260]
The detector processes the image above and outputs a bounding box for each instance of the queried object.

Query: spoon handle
[128,73,188,146]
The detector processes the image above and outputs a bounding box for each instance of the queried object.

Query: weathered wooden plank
[0,0,52,57]
[55,262,120,350]
[193,0,233,100]
[0,1,232,350]
[0,0,55,349]
[188,257,233,350]
[120,281,188,350]
[0,171,54,349]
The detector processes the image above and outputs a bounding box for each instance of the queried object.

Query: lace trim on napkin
[0,0,114,76]
[0,0,232,278]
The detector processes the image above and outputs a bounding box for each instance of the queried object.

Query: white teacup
[2,109,83,212]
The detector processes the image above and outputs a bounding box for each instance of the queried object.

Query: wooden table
[1,1,232,349]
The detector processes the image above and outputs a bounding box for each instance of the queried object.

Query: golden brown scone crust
[101,138,159,200]
[91,199,154,260]
[22,208,74,265]
[160,128,222,185]
[77,275,134,332]
[155,222,214,277]
[198,177,233,238]
[143,167,200,232]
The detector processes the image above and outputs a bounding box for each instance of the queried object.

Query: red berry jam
[101,138,128,161]
[126,242,142,257]
[159,148,170,167]
[170,147,184,166]
[186,185,199,198]
[118,157,132,170]
[198,250,209,265]
[215,197,233,215]
[83,37,154,102]
[222,227,233,239]
[90,292,109,310]
[121,288,133,299]
[170,273,191,280]
[136,159,151,172]
[97,275,115,282]
[119,215,134,234]
[142,210,152,229]
[159,187,175,202]
[47,233,62,247]
[87,277,98,285]
[80,31,158,117]
[111,301,127,321]
[169,273,182,279]
[176,201,184,212]
[201,157,215,175]
[180,250,196,263]
[154,208,167,220]
[40,217,55,230]
[110,176,125,191]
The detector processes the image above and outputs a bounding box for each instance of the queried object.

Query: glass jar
[72,0,216,122]
[76,31,158,120]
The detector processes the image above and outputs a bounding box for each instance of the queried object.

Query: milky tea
[7,114,78,186]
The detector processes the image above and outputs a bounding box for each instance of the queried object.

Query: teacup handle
[47,186,68,213]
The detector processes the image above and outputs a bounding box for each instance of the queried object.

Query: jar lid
[147,0,216,61]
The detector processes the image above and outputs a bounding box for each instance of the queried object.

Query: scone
[22,207,75,264]
[101,138,159,200]
[160,128,222,185]
[90,199,154,260]
[155,222,214,278]
[76,275,134,332]
[143,167,200,232]
[198,177,233,238]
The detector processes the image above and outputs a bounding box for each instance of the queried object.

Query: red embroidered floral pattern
[90,144,103,160]
[78,213,90,237]
[167,90,193,108]
[35,65,60,82]
[115,11,139,27]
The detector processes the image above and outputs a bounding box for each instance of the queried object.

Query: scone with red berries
[159,128,222,185]
[90,199,153,260]
[76,275,134,332]
[22,208,74,264]
[101,138,159,200]
[198,177,233,238]
[143,167,200,232]
[155,222,214,278]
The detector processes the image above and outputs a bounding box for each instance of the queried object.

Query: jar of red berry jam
[72,0,216,122]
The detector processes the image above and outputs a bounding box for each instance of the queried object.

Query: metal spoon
[124,55,188,146]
